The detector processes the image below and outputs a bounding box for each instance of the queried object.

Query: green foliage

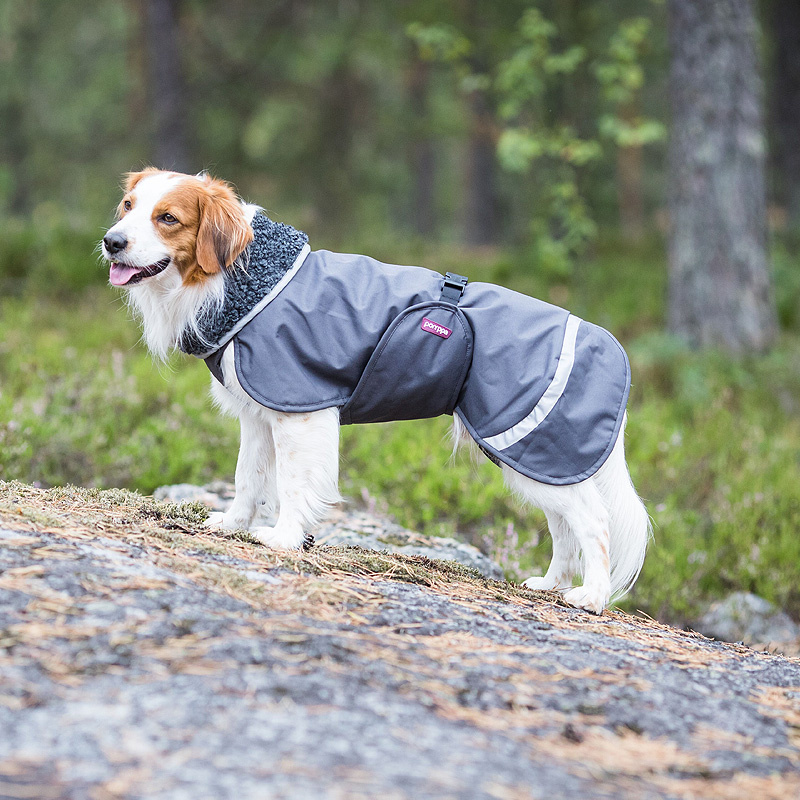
[626,334,800,621]
[772,239,800,330]
[406,23,470,62]
[594,17,667,148]
[3,237,800,624]
[410,6,664,278]
[0,209,106,295]
[0,291,238,491]
[594,18,651,104]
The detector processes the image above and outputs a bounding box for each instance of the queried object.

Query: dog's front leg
[208,411,276,530]
[250,407,341,550]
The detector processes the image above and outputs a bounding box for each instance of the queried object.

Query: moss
[376,532,429,547]
[0,480,208,532]
[221,529,269,548]
[137,499,209,527]
[275,544,550,606]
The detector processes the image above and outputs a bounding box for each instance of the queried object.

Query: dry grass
[0,480,785,662]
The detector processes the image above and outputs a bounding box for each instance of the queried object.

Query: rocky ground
[1,481,800,799]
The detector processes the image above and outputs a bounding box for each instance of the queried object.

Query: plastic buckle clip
[440,272,469,305]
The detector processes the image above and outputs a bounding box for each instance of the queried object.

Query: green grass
[2,238,800,624]
[0,290,238,490]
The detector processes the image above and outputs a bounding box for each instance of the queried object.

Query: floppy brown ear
[196,177,253,274]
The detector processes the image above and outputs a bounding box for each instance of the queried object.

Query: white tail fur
[591,415,652,601]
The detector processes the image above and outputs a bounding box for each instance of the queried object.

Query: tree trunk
[1,18,38,216]
[314,63,360,231]
[617,105,645,242]
[407,58,436,238]
[771,0,800,228]
[142,0,189,171]
[464,89,499,246]
[667,0,777,354]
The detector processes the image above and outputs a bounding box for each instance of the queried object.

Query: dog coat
[185,214,630,486]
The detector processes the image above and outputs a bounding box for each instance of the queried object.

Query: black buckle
[440,272,468,304]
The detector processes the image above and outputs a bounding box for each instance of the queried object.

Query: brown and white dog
[101,168,650,614]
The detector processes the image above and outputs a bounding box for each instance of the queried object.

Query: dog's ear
[196,176,253,274]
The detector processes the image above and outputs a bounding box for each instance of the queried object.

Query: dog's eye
[123,200,132,211]
[161,213,178,224]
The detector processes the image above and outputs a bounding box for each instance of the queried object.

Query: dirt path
[1,482,799,799]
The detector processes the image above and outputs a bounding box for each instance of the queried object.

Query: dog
[101,168,650,613]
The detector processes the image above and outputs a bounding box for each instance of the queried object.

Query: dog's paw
[250,523,306,550]
[522,576,558,591]
[562,585,608,615]
[206,511,247,530]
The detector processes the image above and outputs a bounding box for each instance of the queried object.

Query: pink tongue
[109,263,141,286]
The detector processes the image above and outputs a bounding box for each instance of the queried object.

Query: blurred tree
[139,0,189,170]
[771,0,800,229]
[0,2,136,217]
[464,80,499,246]
[667,0,777,353]
[406,55,437,237]
[594,18,665,242]
[409,2,531,246]
[409,5,664,271]
[0,2,37,215]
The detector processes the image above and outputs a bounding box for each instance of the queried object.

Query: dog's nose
[103,231,128,256]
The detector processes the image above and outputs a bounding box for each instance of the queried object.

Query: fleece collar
[178,212,309,358]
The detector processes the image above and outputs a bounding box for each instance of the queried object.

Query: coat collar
[179,212,309,357]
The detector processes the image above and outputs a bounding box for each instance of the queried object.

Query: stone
[315,508,505,581]
[696,591,800,646]
[153,483,232,511]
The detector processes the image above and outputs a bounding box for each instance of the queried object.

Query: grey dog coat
[196,214,630,486]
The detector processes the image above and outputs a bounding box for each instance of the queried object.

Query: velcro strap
[440,272,468,305]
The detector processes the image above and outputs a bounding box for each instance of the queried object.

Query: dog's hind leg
[522,511,579,591]
[250,407,342,550]
[503,465,611,613]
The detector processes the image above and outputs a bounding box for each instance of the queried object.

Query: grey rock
[697,591,800,645]
[316,508,505,580]
[153,482,233,511]
[3,517,800,798]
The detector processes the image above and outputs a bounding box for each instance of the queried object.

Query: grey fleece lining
[178,212,309,357]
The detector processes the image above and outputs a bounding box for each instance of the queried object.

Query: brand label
[421,317,452,339]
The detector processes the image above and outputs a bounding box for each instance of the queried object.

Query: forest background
[1,0,799,625]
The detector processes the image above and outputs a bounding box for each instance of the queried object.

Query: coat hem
[233,339,350,413]
[454,323,631,486]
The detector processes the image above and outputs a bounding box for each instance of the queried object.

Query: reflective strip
[482,314,582,452]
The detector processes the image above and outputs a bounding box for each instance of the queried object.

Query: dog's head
[101,169,254,288]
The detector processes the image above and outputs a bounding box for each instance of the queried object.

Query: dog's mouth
[109,258,171,286]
